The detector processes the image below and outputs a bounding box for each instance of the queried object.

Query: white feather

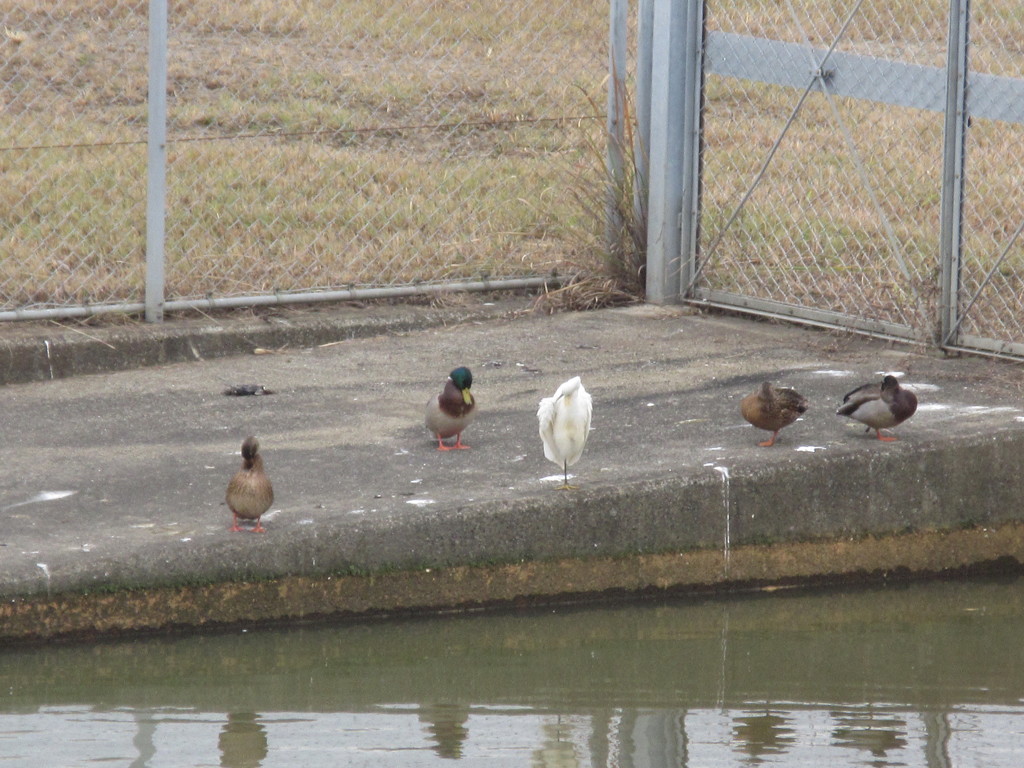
[537,376,593,471]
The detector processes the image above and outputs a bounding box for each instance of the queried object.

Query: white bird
[537,376,593,490]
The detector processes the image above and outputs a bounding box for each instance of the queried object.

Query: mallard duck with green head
[740,381,809,447]
[425,366,476,450]
[836,374,918,441]
[226,436,274,532]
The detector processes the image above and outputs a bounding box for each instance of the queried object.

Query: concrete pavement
[2,297,1024,641]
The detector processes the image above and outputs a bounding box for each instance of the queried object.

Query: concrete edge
[3,523,1022,643]
[8,429,1023,598]
[4,426,1024,642]
[0,298,528,386]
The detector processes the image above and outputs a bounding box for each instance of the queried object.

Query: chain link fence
[954,1,1024,356]
[692,0,1024,358]
[1,3,148,313]
[1,0,607,320]
[6,1,1024,360]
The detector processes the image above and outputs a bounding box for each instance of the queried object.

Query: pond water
[2,577,1023,767]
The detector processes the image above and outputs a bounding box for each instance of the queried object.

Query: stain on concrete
[4,523,1022,643]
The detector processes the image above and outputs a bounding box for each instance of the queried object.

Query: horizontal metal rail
[0,278,557,323]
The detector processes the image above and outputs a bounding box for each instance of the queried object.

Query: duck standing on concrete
[537,376,592,490]
[425,366,476,450]
[740,381,809,447]
[226,436,274,532]
[836,374,918,442]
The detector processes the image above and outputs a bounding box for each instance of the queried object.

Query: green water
[2,577,1024,766]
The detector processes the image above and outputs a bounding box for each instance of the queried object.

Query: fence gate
[640,0,1024,359]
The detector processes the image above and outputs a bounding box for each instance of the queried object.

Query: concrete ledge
[4,428,1024,642]
[2,303,1023,642]
[3,523,1022,642]
[0,300,521,386]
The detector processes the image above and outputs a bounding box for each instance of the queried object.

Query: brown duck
[226,436,274,532]
[425,366,476,450]
[740,381,809,447]
[836,374,918,441]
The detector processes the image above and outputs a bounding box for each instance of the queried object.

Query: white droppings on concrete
[712,465,731,575]
[1,490,77,512]
[43,340,54,380]
[961,405,1019,415]
[796,446,827,452]
[36,562,51,596]
[406,499,435,507]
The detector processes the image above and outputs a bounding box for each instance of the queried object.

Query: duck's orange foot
[757,431,779,447]
[876,431,898,442]
[231,516,265,532]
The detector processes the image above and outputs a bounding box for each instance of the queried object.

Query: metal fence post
[645,0,686,303]
[678,0,705,296]
[606,0,628,260]
[145,0,168,323]
[938,0,970,347]
[634,0,654,233]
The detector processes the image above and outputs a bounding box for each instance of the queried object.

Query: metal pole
[678,0,705,296]
[938,0,969,347]
[605,0,628,260]
[633,0,654,233]
[645,0,686,303]
[145,0,168,323]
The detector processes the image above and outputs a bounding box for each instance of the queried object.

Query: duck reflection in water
[219,711,268,768]
[418,703,470,759]
[831,709,908,761]
[734,710,796,761]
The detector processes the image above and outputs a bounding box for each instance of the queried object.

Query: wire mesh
[4,0,1023,360]
[0,3,148,311]
[696,0,1024,357]
[954,0,1024,352]
[698,0,951,341]
[163,0,606,302]
[0,0,607,315]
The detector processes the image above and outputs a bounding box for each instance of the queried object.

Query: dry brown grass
[697,0,1024,344]
[3,0,1021,350]
[0,0,609,311]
